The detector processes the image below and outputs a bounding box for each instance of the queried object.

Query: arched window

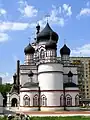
[41,95,47,106]
[33,94,38,106]
[66,94,72,106]
[40,49,45,59]
[11,98,18,107]
[23,95,30,106]
[60,94,64,106]
[75,95,79,106]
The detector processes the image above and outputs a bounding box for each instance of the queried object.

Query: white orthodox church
[6,22,79,112]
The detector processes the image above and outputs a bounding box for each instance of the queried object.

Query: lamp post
[63,83,66,110]
[38,86,41,111]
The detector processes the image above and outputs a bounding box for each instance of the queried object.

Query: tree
[0,83,12,106]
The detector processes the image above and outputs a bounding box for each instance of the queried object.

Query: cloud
[77,2,90,18]
[32,4,72,29]
[18,0,38,18]
[86,1,90,7]
[79,8,90,16]
[0,33,9,42]
[48,5,65,27]
[71,44,90,56]
[0,72,13,84]
[63,4,72,16]
[0,8,7,16]
[0,22,29,31]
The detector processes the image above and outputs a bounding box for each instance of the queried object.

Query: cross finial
[45,14,50,23]
[64,39,66,45]
[28,37,31,44]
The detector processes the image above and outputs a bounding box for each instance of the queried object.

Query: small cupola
[24,43,35,55]
[68,71,73,82]
[68,71,73,77]
[13,73,17,84]
[28,70,34,77]
[36,23,40,34]
[60,44,70,56]
[28,70,34,82]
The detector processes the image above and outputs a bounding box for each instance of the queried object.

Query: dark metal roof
[10,85,19,93]
[24,43,35,55]
[60,44,70,55]
[22,82,39,88]
[45,40,57,50]
[37,23,58,42]
[64,82,78,88]
[68,71,73,77]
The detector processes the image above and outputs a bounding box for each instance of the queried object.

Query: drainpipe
[17,60,20,94]
[63,83,66,110]
[38,86,41,111]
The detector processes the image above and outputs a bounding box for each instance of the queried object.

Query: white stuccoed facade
[38,63,63,90]
[19,87,39,111]
[7,22,80,112]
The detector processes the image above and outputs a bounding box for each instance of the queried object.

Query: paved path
[17,111,90,116]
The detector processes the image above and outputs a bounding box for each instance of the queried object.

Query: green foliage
[0,116,90,120]
[30,116,90,120]
[0,83,12,106]
[0,116,7,120]
[0,83,12,96]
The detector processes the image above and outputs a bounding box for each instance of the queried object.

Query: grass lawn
[30,116,90,120]
[1,116,90,120]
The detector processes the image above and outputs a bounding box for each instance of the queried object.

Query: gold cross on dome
[45,14,50,22]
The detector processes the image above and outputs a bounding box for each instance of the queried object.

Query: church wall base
[19,107,39,111]
[40,107,64,111]
[65,107,80,111]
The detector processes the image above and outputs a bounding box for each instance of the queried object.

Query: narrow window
[60,94,64,106]
[23,95,30,106]
[33,95,38,106]
[75,95,79,106]
[40,49,45,59]
[66,95,72,106]
[41,95,47,106]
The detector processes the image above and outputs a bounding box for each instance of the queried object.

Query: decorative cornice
[20,73,38,75]
[20,105,79,107]
[38,71,63,75]
[63,74,78,75]
[20,89,79,92]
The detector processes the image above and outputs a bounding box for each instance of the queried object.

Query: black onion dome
[60,44,70,55]
[28,70,34,77]
[68,71,73,77]
[37,22,58,42]
[45,40,57,50]
[24,43,35,55]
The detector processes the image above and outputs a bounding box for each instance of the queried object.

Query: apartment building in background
[70,57,90,104]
